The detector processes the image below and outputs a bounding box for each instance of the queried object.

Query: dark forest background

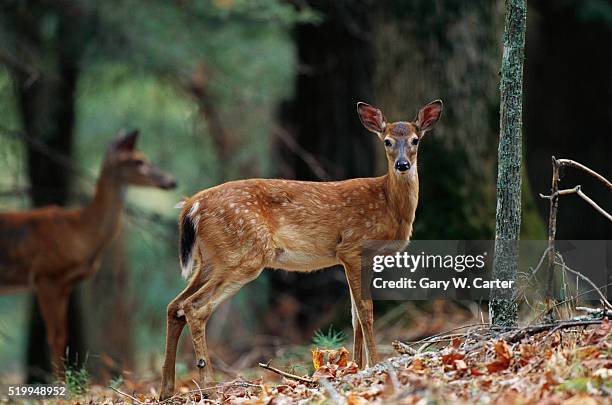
[0,0,610,383]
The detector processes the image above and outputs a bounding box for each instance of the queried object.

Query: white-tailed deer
[159,100,442,399]
[0,130,176,373]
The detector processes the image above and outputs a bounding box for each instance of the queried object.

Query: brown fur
[159,100,443,400]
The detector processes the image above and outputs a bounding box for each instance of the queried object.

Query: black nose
[395,160,410,172]
[162,178,177,190]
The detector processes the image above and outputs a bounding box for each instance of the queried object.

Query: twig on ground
[259,361,316,385]
[392,340,417,355]
[109,386,143,404]
[504,319,603,343]
[576,306,612,317]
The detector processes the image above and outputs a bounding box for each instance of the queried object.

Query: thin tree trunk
[490,0,527,328]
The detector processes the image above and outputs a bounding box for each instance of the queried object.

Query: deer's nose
[395,160,410,172]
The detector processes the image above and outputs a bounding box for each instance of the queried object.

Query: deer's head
[357,100,443,177]
[103,130,177,190]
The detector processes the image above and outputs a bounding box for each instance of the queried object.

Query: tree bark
[490,0,527,328]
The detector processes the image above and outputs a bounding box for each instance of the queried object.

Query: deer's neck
[82,168,126,255]
[384,167,419,226]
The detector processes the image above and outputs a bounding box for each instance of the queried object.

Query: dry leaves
[485,339,513,373]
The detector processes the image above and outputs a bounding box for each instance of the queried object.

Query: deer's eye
[411,138,419,146]
[384,139,392,147]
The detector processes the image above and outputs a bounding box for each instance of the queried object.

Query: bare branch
[259,362,316,385]
[540,185,611,222]
[555,252,612,311]
[557,159,612,190]
[576,187,612,222]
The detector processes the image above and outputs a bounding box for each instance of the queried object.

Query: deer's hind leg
[182,265,263,395]
[160,266,206,400]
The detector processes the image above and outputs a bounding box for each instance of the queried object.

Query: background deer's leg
[160,270,205,400]
[35,279,70,375]
[183,267,262,395]
[348,288,364,367]
[341,257,379,367]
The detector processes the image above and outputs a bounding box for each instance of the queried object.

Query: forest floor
[38,317,610,405]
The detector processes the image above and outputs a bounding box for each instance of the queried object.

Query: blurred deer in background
[160,100,442,399]
[0,130,176,373]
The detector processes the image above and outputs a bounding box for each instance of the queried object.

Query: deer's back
[0,207,92,289]
[185,176,412,272]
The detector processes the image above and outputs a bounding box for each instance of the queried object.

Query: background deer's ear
[357,102,386,138]
[416,100,443,134]
[112,129,139,152]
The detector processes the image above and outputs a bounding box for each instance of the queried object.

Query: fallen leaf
[454,359,468,372]
[312,349,325,370]
[486,339,512,373]
[441,349,466,365]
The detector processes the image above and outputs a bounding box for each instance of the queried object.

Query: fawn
[0,130,176,373]
[159,100,442,399]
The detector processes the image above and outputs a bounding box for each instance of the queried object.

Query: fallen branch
[109,386,143,404]
[503,318,604,343]
[392,340,417,355]
[258,362,316,385]
[576,306,612,317]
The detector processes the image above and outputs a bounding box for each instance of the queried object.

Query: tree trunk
[273,0,376,338]
[13,58,86,382]
[490,0,527,328]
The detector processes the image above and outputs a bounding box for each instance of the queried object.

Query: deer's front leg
[341,256,379,367]
[35,279,71,375]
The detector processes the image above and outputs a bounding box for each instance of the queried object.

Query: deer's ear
[357,102,386,137]
[112,129,139,151]
[416,100,443,134]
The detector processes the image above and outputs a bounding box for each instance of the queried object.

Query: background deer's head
[103,130,177,190]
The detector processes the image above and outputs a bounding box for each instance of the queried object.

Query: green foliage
[64,361,89,396]
[109,374,124,390]
[312,325,347,349]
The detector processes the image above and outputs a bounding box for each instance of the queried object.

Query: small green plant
[64,362,89,396]
[109,374,124,390]
[312,325,347,349]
